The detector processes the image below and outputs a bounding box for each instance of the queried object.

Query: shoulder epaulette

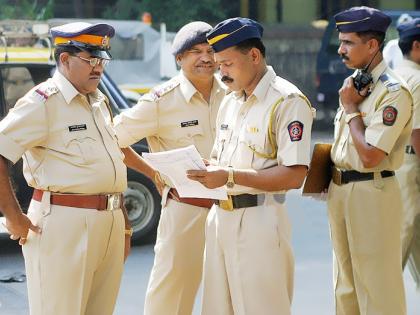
[33,83,59,103]
[141,77,180,102]
[379,73,401,92]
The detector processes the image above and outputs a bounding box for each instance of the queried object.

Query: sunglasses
[72,55,110,67]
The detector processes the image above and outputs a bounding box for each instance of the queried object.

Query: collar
[179,71,198,103]
[179,71,224,103]
[400,59,420,70]
[370,59,387,84]
[233,66,276,102]
[52,69,103,105]
[52,70,80,104]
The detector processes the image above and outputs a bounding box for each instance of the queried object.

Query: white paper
[0,217,8,233]
[143,145,227,200]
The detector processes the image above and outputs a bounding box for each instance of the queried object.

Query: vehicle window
[2,67,34,112]
[110,34,144,60]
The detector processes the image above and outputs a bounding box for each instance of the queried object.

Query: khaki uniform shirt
[0,70,127,194]
[395,59,420,131]
[331,60,413,172]
[113,71,225,159]
[211,66,314,195]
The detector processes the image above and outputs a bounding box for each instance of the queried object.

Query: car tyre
[125,171,161,243]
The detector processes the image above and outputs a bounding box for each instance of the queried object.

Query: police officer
[187,17,314,315]
[395,18,420,288]
[113,21,225,315]
[327,7,412,315]
[0,22,132,315]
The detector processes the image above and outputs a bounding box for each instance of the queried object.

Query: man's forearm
[348,117,385,168]
[233,164,307,191]
[121,147,156,180]
[0,156,22,219]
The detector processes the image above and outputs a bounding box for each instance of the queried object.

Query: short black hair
[235,38,266,58]
[356,31,386,51]
[54,46,82,65]
[398,35,420,56]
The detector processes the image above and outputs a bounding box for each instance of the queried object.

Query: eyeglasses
[73,55,110,67]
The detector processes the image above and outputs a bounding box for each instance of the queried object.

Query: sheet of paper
[143,145,227,200]
[0,217,8,233]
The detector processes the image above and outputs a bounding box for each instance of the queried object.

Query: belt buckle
[106,194,120,211]
[219,195,233,211]
[332,168,342,186]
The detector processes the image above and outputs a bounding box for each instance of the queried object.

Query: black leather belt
[406,145,416,155]
[332,167,394,186]
[215,193,285,211]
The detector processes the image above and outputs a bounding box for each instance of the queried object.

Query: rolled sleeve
[365,89,412,154]
[0,133,26,163]
[113,99,158,148]
[276,96,313,166]
[0,96,47,163]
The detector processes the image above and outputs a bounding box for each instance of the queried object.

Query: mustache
[340,53,349,61]
[221,75,234,83]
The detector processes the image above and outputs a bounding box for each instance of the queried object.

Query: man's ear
[60,52,70,66]
[176,53,183,67]
[250,47,261,64]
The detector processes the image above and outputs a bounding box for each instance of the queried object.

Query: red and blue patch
[382,106,398,126]
[288,121,304,141]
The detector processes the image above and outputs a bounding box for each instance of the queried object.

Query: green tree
[0,0,54,20]
[102,0,227,31]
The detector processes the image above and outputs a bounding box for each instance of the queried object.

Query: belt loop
[41,191,52,217]
[257,194,266,206]
[373,171,384,190]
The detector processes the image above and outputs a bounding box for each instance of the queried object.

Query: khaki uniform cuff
[0,133,26,164]
[114,124,138,148]
[365,130,391,154]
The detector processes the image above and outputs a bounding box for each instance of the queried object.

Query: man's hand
[186,166,228,189]
[5,212,41,245]
[339,76,369,114]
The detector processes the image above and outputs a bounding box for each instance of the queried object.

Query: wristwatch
[345,112,362,124]
[124,228,133,237]
[226,166,235,189]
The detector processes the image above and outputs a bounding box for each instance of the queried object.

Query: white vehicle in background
[49,19,179,105]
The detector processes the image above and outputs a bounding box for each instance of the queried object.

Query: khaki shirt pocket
[238,129,266,168]
[176,124,204,146]
[62,130,98,165]
[216,128,232,162]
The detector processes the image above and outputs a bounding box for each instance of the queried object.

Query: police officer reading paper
[187,17,313,315]
[0,22,133,315]
[113,21,225,315]
[327,7,412,315]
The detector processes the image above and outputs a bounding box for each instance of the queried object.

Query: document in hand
[143,145,228,200]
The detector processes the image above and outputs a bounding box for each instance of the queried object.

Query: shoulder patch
[288,120,304,141]
[33,85,59,103]
[382,105,398,126]
[379,73,401,92]
[143,77,180,102]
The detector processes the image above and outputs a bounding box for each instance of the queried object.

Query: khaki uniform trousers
[22,191,125,315]
[201,197,294,315]
[144,198,208,315]
[396,154,420,286]
[327,177,406,315]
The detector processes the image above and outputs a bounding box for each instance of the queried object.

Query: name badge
[68,124,87,132]
[181,120,198,127]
